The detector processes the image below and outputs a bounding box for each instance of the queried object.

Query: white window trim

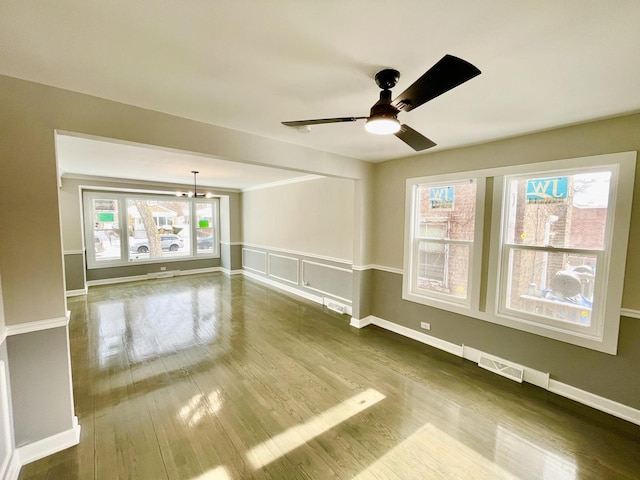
[83,190,221,269]
[403,177,486,312]
[403,151,636,354]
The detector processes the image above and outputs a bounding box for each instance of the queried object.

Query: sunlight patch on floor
[246,388,386,470]
[495,425,577,479]
[178,388,225,428]
[354,423,516,480]
[189,465,232,480]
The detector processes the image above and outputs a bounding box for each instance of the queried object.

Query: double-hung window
[404,178,485,310]
[403,152,635,354]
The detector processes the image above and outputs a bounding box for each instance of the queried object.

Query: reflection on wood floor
[19,274,640,479]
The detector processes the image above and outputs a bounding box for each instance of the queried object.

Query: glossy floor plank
[19,274,640,479]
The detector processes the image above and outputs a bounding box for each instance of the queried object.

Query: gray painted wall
[0,341,14,476]
[86,258,221,281]
[64,254,85,291]
[371,269,640,409]
[7,327,74,446]
[368,113,640,410]
[242,246,353,306]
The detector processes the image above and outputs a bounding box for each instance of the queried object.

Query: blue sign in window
[526,177,568,203]
[429,186,454,210]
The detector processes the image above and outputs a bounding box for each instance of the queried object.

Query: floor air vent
[478,354,524,383]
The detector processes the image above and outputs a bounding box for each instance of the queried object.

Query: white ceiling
[55,133,318,191]
[2,1,640,185]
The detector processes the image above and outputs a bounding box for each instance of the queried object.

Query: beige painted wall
[242,177,355,261]
[372,113,640,309]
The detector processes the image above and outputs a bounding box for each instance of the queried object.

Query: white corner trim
[65,288,88,297]
[620,308,640,319]
[2,451,20,480]
[357,314,640,426]
[548,380,640,426]
[0,328,6,346]
[220,268,243,276]
[242,270,323,305]
[5,314,70,337]
[17,418,81,465]
[62,250,84,255]
[350,316,374,329]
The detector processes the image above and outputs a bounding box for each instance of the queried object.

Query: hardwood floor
[18,273,640,479]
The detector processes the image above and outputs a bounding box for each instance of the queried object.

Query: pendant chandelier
[177,170,213,198]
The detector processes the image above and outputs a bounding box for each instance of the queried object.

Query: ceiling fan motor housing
[369,89,400,120]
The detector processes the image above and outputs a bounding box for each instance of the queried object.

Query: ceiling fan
[282,54,481,151]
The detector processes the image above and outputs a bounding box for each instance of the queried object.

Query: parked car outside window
[197,235,214,249]
[129,234,184,253]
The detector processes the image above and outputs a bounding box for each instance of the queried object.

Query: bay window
[84,191,219,268]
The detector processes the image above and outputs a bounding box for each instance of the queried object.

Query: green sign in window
[98,212,115,222]
[198,219,210,228]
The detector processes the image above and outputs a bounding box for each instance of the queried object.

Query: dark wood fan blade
[394,124,437,151]
[282,117,366,127]
[392,55,481,112]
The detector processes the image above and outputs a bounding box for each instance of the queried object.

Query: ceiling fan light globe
[365,117,401,135]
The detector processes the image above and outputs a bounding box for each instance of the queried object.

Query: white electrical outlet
[420,322,431,330]
[160,266,167,271]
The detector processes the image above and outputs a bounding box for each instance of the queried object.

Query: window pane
[415,241,469,299]
[505,248,597,326]
[506,172,610,249]
[195,203,215,254]
[92,198,121,262]
[127,199,191,261]
[417,181,477,241]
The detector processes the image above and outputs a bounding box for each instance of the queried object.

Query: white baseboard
[349,317,373,329]
[220,268,243,276]
[548,380,640,426]
[86,267,222,287]
[86,274,148,286]
[65,288,87,297]
[352,314,640,426]
[17,417,81,466]
[353,315,463,357]
[242,270,324,305]
[462,345,550,389]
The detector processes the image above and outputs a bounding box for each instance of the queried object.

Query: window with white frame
[403,152,636,354]
[498,169,610,336]
[404,178,485,307]
[84,191,220,268]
